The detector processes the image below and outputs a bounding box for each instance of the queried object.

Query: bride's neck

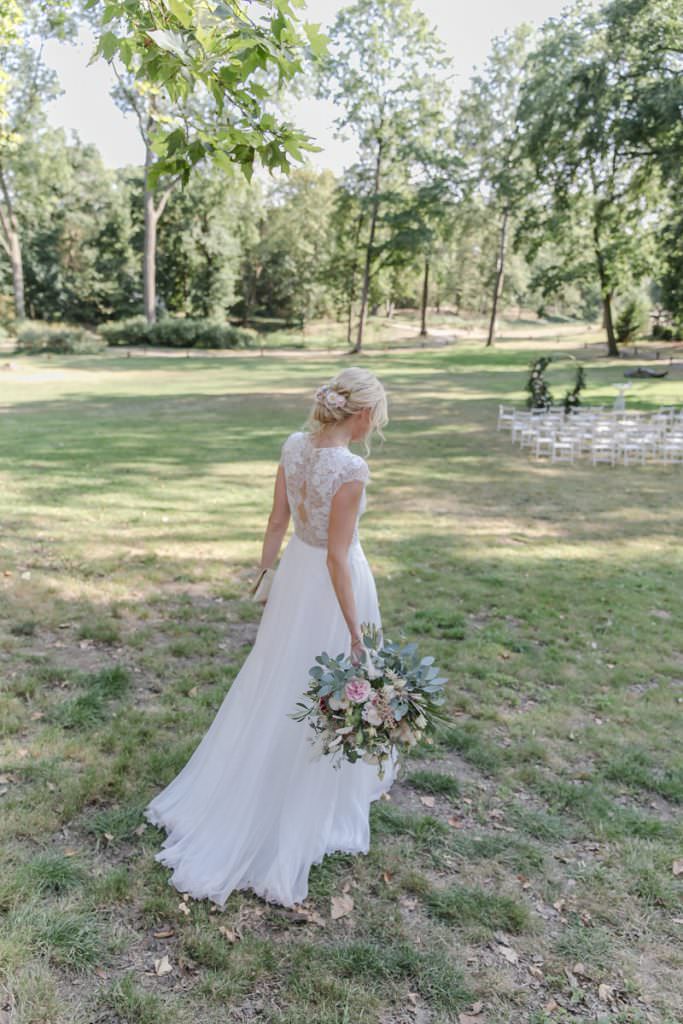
[316,426,353,446]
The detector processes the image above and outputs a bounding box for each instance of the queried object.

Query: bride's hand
[350,637,366,667]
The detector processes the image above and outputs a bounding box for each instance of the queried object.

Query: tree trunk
[0,168,26,320]
[486,206,509,348]
[346,298,354,345]
[602,293,618,357]
[420,254,430,337]
[354,132,383,354]
[143,142,158,325]
[593,218,619,357]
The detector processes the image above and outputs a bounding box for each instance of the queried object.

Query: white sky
[43,0,572,171]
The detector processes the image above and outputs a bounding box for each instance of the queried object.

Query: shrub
[15,321,106,355]
[98,315,149,346]
[97,315,255,349]
[615,299,648,343]
[651,322,681,341]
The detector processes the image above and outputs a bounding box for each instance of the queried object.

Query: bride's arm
[327,481,365,661]
[259,466,290,570]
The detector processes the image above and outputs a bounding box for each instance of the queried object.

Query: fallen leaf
[17,748,29,759]
[447,816,464,828]
[419,795,435,808]
[153,928,175,939]
[63,847,78,857]
[30,711,44,720]
[469,1002,484,1015]
[672,858,683,877]
[134,823,147,836]
[407,992,418,1006]
[497,943,519,965]
[153,954,173,976]
[382,870,392,884]
[47,782,57,792]
[544,999,559,1013]
[330,893,354,920]
[573,962,591,978]
[0,773,12,784]
[528,965,544,980]
[553,898,566,912]
[218,926,239,943]
[489,808,504,819]
[188,686,198,697]
[178,902,190,916]
[103,832,114,843]
[598,983,614,1003]
[296,906,325,927]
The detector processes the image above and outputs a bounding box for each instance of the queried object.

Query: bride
[145,366,398,908]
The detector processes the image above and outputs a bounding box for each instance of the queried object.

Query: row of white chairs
[498,405,683,466]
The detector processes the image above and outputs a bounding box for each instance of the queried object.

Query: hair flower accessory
[315,384,348,410]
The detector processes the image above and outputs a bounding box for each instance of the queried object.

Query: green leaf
[100,31,118,61]
[304,21,328,59]
[168,0,192,29]
[118,38,133,66]
[283,136,303,161]
[147,28,187,60]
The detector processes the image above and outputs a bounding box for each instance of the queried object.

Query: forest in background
[1,0,682,354]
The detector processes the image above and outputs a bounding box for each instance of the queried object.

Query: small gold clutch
[250,567,275,603]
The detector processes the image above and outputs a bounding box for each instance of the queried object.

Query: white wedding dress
[145,430,398,908]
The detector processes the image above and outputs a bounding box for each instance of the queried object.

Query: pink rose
[345,676,372,703]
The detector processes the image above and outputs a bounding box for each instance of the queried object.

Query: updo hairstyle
[305,367,388,451]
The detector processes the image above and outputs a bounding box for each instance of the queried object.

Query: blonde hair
[305,367,388,452]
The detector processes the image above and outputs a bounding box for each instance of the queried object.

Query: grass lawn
[0,325,682,1024]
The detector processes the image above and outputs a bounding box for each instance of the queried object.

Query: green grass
[417,882,531,934]
[405,768,461,798]
[0,320,682,1022]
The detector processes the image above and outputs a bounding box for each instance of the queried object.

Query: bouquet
[290,623,449,779]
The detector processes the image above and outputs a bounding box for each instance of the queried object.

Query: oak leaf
[330,893,354,920]
[154,954,173,976]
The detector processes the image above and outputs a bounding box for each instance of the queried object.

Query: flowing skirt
[145,533,398,908]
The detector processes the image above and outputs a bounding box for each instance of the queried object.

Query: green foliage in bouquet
[290,622,449,779]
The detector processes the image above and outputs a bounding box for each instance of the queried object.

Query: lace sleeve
[278,432,298,467]
[332,455,370,494]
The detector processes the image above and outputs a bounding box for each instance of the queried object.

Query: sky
[42,0,572,172]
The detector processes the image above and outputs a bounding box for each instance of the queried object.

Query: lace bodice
[280,431,369,548]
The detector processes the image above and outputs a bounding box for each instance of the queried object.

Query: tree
[111,73,189,323]
[318,0,452,351]
[255,167,337,323]
[0,1,75,320]
[516,1,662,356]
[87,0,325,185]
[602,0,683,333]
[456,26,533,346]
[13,129,138,322]
[154,163,245,319]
